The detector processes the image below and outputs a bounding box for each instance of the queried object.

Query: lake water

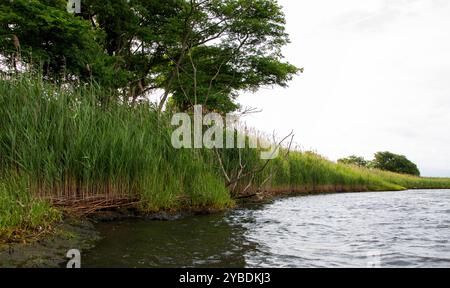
[82,190,450,268]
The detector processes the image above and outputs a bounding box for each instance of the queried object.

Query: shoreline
[0,217,99,268]
[2,186,449,267]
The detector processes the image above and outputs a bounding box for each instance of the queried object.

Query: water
[82,190,450,268]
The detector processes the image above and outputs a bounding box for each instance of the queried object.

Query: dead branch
[226,130,294,188]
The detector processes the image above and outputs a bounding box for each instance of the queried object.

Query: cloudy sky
[240,0,450,177]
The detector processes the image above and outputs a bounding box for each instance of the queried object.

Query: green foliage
[265,151,402,191]
[1,75,450,238]
[372,151,420,176]
[371,169,450,189]
[0,75,233,215]
[0,0,121,88]
[79,0,181,93]
[1,1,448,242]
[337,155,369,167]
[168,0,299,112]
[0,175,61,237]
[0,0,299,112]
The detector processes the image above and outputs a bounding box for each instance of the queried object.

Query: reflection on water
[82,212,257,268]
[83,190,450,268]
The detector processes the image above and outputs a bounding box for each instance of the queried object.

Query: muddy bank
[0,209,222,267]
[0,218,99,268]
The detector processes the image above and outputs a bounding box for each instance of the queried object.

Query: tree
[337,155,369,167]
[0,0,121,88]
[372,151,420,176]
[78,0,181,100]
[162,0,299,113]
[81,0,299,112]
[1,0,298,112]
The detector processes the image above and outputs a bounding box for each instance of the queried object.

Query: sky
[239,0,450,177]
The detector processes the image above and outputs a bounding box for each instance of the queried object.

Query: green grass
[0,74,449,239]
[262,151,403,191]
[0,75,233,217]
[0,175,61,240]
[262,151,450,192]
[371,169,450,189]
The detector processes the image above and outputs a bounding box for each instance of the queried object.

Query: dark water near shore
[82,190,450,268]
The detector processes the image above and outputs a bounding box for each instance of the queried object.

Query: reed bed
[0,75,232,234]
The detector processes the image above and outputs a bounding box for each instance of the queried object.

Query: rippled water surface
[83,190,450,267]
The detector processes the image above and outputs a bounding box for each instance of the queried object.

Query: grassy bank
[1,75,450,240]
[264,152,450,194]
[0,175,61,242]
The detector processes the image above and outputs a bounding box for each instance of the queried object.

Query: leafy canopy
[0,0,121,88]
[372,151,420,176]
[0,0,299,112]
[338,152,421,176]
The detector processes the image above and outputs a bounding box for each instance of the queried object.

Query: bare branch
[214,148,231,183]
[226,130,294,188]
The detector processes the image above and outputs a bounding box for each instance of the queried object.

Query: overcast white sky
[239,0,450,177]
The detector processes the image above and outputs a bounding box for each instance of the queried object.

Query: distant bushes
[338,152,421,176]
[337,155,369,168]
[372,152,420,176]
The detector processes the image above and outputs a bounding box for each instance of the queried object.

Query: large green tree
[1,0,298,112]
[160,0,299,113]
[0,0,121,88]
[81,0,299,112]
[372,151,420,176]
[78,0,181,100]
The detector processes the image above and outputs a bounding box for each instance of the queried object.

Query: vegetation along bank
[1,76,450,245]
[1,0,450,247]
